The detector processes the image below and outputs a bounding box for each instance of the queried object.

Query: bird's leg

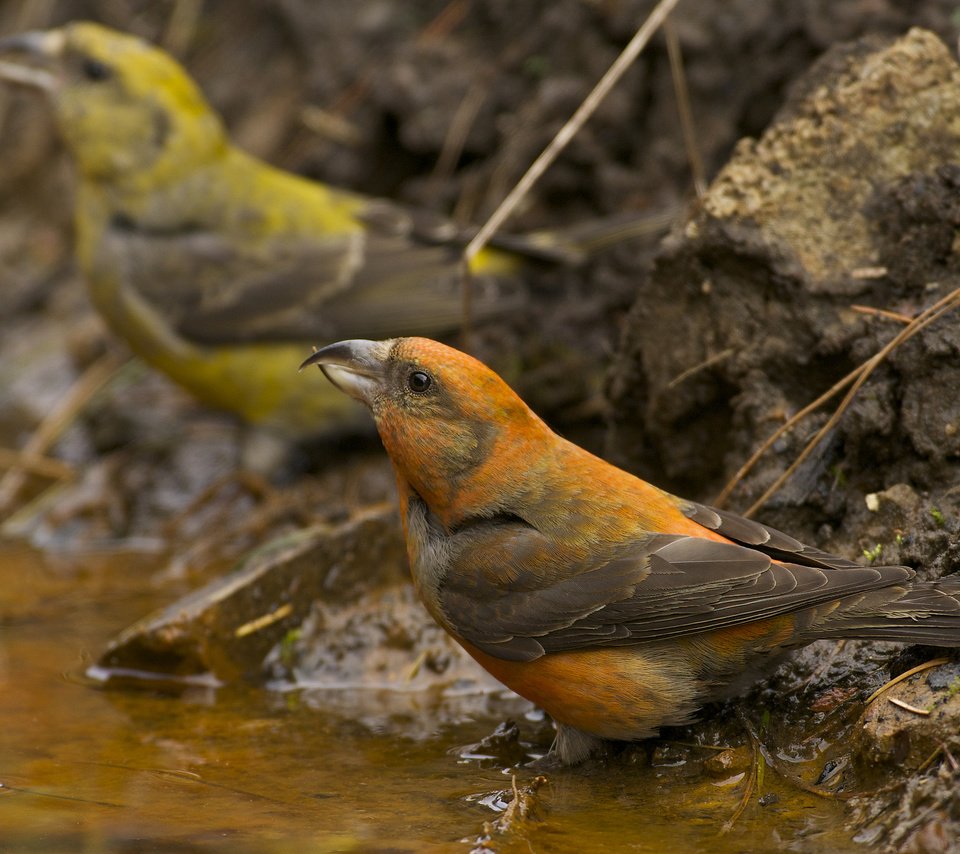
[552,722,608,765]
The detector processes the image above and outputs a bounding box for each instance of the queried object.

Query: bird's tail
[809,574,960,646]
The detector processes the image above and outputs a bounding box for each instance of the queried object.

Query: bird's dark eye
[408,371,432,393]
[81,58,112,82]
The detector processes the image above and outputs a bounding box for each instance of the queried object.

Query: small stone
[703,746,752,776]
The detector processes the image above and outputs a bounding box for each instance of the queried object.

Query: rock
[263,579,510,735]
[702,745,752,777]
[93,504,407,682]
[849,741,960,852]
[608,29,960,540]
[855,661,960,770]
[864,484,922,525]
[847,662,960,850]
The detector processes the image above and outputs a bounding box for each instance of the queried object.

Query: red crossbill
[302,337,960,763]
[0,22,665,440]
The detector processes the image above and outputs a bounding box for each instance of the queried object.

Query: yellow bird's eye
[81,58,112,82]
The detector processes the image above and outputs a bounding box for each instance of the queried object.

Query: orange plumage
[303,337,960,763]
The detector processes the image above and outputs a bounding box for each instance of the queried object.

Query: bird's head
[302,338,552,526]
[0,21,226,183]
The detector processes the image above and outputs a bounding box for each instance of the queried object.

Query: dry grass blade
[0,447,74,480]
[744,287,960,516]
[431,81,488,187]
[418,0,472,43]
[850,304,913,324]
[0,350,128,516]
[912,742,959,775]
[0,780,123,808]
[75,759,292,803]
[299,106,363,146]
[667,347,734,388]
[161,470,273,537]
[944,744,959,773]
[162,0,203,56]
[720,741,758,834]
[946,745,960,773]
[864,658,949,707]
[915,744,945,775]
[328,0,471,116]
[405,648,429,681]
[887,697,930,716]
[462,0,681,266]
[664,18,705,197]
[714,287,960,512]
[458,0,682,348]
[715,362,865,508]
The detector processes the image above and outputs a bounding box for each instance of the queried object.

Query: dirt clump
[608,29,960,544]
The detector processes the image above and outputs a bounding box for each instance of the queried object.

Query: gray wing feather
[102,214,521,345]
[441,522,914,663]
[682,501,862,569]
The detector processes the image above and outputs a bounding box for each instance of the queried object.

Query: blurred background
[4,0,958,328]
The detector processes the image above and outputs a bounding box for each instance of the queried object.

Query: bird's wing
[438,517,914,662]
[680,501,864,569]
[101,207,524,346]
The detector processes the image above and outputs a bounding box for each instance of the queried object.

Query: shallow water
[0,541,863,852]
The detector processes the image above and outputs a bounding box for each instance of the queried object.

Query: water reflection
[0,542,860,852]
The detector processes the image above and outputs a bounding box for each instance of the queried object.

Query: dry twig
[431,82,488,187]
[0,446,74,480]
[0,350,127,516]
[664,18,705,196]
[327,0,472,117]
[462,0,681,266]
[667,348,734,388]
[162,0,203,56]
[720,740,758,833]
[458,0,681,348]
[849,304,913,325]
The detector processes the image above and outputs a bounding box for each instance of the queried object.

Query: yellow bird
[0,22,666,439]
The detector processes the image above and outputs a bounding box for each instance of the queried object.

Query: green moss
[279,627,303,670]
[523,55,551,79]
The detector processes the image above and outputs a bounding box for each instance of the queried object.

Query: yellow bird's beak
[0,28,65,91]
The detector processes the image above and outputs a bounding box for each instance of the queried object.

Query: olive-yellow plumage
[0,22,641,438]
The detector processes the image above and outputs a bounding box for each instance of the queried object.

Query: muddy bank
[608,27,960,848]
[609,28,960,516]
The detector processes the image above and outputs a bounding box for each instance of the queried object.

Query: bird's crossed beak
[299,339,391,406]
[0,29,65,92]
